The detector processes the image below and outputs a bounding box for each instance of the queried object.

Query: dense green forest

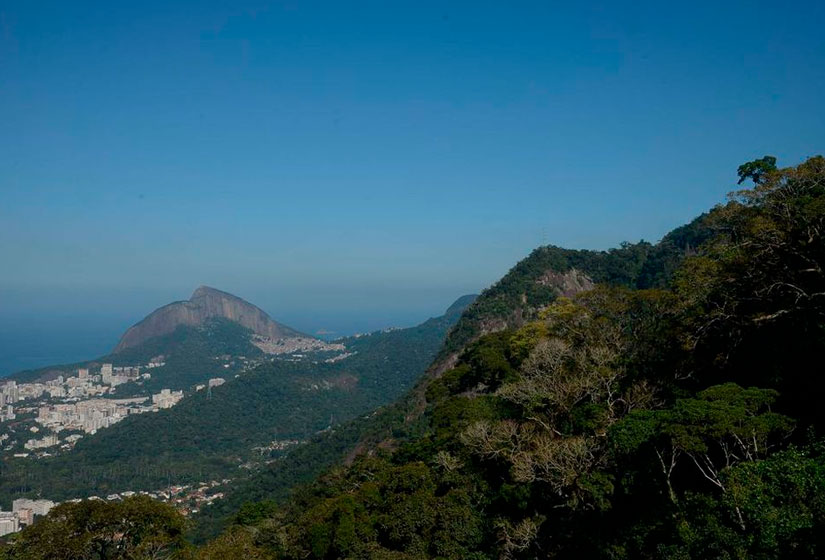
[4,155,824,559]
[0,298,473,507]
[436,214,711,364]
[193,155,818,560]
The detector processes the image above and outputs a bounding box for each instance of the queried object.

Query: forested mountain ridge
[5,156,825,560]
[186,200,717,543]
[181,155,825,559]
[185,247,666,538]
[0,296,476,511]
[186,185,717,543]
[434,214,711,372]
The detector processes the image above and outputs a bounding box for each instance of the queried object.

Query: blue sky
[1,1,824,373]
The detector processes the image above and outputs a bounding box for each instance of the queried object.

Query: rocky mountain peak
[113,287,303,353]
[191,285,228,299]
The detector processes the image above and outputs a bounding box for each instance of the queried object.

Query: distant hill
[6,287,311,387]
[188,216,715,541]
[113,286,303,353]
[0,295,477,508]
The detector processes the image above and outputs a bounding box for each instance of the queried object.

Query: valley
[0,288,476,539]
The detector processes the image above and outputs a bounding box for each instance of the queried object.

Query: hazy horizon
[0,282,480,376]
[2,1,823,374]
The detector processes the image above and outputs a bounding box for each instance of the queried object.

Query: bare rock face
[113,286,302,353]
[536,268,595,297]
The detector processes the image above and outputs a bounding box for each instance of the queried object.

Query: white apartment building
[0,511,19,537]
[13,498,55,517]
[152,389,183,409]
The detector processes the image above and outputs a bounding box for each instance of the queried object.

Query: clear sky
[1,1,824,374]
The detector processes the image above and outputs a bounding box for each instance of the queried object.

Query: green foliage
[188,526,274,560]
[10,156,825,559]
[665,384,793,459]
[438,242,656,360]
[109,318,263,391]
[432,330,526,398]
[197,156,825,559]
[636,214,714,289]
[737,155,778,185]
[668,448,825,559]
[234,501,280,527]
[252,458,486,560]
[1,496,188,560]
[0,304,467,513]
[616,384,793,459]
[675,155,825,425]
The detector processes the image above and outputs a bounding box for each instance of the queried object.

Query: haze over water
[2,1,823,374]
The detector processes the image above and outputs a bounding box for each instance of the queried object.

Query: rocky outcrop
[113,286,303,353]
[536,268,595,297]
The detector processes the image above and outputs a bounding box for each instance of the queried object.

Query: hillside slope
[437,215,711,372]
[187,218,712,540]
[0,296,476,507]
[191,156,825,560]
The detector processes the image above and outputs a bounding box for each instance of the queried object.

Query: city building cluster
[0,499,55,537]
[36,393,182,435]
[0,477,231,536]
[1,361,183,458]
[152,389,184,409]
[251,334,346,355]
[194,377,226,392]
